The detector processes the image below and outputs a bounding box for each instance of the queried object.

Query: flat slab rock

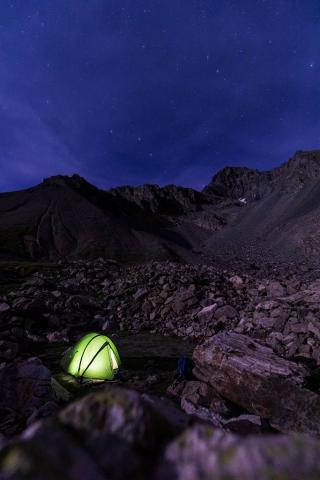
[193,332,320,435]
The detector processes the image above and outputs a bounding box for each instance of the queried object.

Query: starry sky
[0,1,319,192]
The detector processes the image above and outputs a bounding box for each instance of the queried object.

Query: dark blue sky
[0,1,319,192]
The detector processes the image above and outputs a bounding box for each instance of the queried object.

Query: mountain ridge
[1,149,320,265]
[203,150,320,201]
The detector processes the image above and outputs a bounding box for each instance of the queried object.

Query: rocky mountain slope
[1,150,320,265]
[203,150,320,264]
[0,175,222,262]
[204,150,320,200]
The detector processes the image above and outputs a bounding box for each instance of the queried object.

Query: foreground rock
[0,358,55,436]
[160,424,320,480]
[2,388,320,480]
[0,386,189,480]
[193,332,320,435]
[59,387,189,450]
[0,421,106,480]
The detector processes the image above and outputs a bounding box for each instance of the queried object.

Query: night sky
[0,1,319,192]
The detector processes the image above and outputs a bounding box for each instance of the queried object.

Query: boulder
[0,421,106,480]
[160,424,320,480]
[0,357,54,425]
[193,332,320,435]
[59,386,188,450]
[0,386,191,479]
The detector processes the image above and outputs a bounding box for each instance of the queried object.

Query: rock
[65,294,99,310]
[44,313,61,327]
[193,332,320,435]
[0,357,54,425]
[309,321,320,339]
[0,341,19,361]
[0,420,106,480]
[59,386,187,450]
[172,300,186,314]
[223,414,267,435]
[46,331,68,343]
[51,378,72,402]
[255,317,276,329]
[167,380,186,399]
[181,381,231,417]
[0,388,189,480]
[180,396,224,427]
[160,424,320,480]
[133,288,148,301]
[266,281,285,298]
[214,305,237,320]
[0,407,22,436]
[0,303,10,314]
[256,300,279,311]
[12,297,47,314]
[229,275,244,288]
[143,394,190,434]
[101,317,119,331]
[26,400,58,425]
[146,374,158,385]
[197,304,216,320]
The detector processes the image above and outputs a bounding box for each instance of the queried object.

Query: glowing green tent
[62,333,121,380]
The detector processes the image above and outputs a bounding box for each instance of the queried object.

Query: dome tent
[62,333,121,380]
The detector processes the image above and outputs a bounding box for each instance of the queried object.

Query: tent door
[109,348,119,370]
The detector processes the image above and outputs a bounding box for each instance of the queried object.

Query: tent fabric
[62,332,121,380]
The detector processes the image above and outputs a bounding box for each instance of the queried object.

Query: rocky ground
[1,258,320,479]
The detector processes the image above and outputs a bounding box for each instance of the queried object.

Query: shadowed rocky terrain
[2,151,320,479]
[203,150,320,265]
[1,150,320,266]
[0,174,223,263]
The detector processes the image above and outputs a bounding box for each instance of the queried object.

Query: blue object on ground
[177,356,187,381]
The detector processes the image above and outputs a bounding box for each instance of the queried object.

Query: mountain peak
[42,174,89,189]
[292,149,320,160]
[203,150,320,201]
[280,150,320,173]
[203,165,270,200]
